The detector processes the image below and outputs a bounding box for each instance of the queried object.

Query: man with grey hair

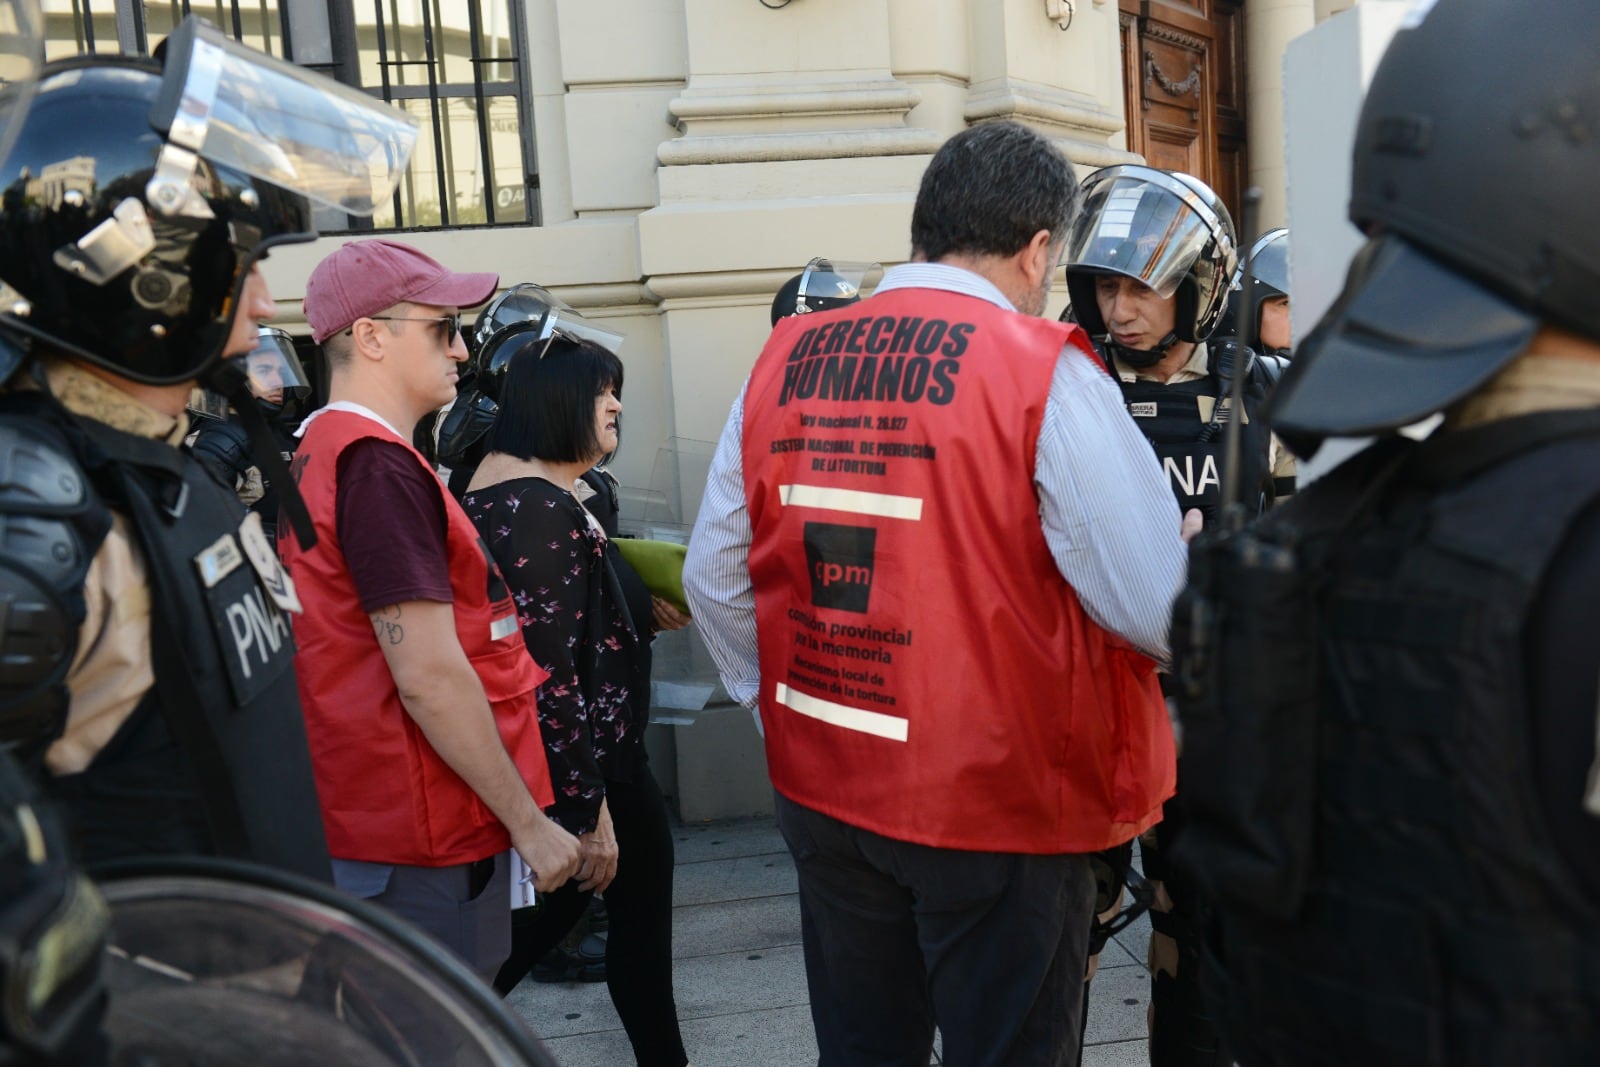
[685,120,1188,1065]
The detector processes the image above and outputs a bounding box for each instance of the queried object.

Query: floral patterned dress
[464,476,641,835]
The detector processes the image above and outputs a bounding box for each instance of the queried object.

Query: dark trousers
[495,767,687,1067]
[366,855,510,986]
[1144,786,1232,1067]
[775,793,1097,1067]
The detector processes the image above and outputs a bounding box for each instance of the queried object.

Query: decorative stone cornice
[658,127,943,167]
[644,269,809,303]
[660,79,938,167]
[965,86,1123,135]
[964,83,1140,168]
[549,283,655,310]
[668,83,920,124]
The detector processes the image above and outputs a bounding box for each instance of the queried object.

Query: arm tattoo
[370,606,405,645]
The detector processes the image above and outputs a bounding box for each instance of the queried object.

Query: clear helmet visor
[1236,227,1290,297]
[796,258,882,312]
[1065,175,1220,299]
[238,326,310,406]
[190,327,311,419]
[187,385,230,421]
[0,0,41,170]
[151,17,418,215]
[470,282,625,358]
[97,859,558,1066]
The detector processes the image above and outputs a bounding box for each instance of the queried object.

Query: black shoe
[531,933,607,983]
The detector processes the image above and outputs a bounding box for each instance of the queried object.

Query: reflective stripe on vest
[741,287,1174,853]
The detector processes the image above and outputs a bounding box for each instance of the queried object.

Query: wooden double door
[1117,0,1247,225]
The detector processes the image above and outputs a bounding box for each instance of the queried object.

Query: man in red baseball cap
[281,239,581,982]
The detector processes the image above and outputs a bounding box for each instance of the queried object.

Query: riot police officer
[1062,166,1291,1067]
[188,327,313,541]
[0,21,416,880]
[1064,166,1293,527]
[434,281,625,497]
[1232,228,1293,359]
[1172,1,1600,1063]
[769,257,878,325]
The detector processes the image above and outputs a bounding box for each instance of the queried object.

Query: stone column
[642,0,941,458]
[961,0,1137,170]
[1245,0,1316,230]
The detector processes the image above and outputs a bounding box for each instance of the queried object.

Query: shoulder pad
[0,418,89,516]
[0,555,75,754]
[188,420,253,476]
[0,413,106,619]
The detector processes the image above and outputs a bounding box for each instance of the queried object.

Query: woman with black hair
[462,334,690,1067]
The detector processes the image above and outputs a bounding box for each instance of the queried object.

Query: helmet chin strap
[1105,330,1179,369]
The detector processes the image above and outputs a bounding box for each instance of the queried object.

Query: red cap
[303,239,499,343]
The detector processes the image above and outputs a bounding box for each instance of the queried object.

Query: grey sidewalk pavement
[507,816,1154,1067]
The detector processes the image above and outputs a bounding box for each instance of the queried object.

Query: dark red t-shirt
[335,438,452,612]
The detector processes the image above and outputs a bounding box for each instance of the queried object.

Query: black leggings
[494,766,687,1067]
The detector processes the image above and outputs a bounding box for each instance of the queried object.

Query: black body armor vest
[189,415,296,540]
[1115,339,1280,521]
[0,393,328,881]
[1172,410,1600,1067]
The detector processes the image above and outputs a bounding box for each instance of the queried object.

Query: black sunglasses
[359,313,463,347]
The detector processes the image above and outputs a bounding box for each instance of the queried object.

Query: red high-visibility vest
[282,408,553,866]
[741,288,1174,853]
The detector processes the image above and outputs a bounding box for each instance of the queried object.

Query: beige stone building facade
[44,0,1345,507]
[45,0,1367,815]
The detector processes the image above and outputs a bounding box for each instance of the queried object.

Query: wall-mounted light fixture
[1045,0,1074,31]
[758,0,795,8]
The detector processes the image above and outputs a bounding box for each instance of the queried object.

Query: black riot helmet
[1064,166,1238,365]
[436,283,624,467]
[190,326,314,426]
[0,18,417,388]
[1265,0,1600,441]
[469,284,624,403]
[469,282,560,358]
[770,259,879,326]
[1232,227,1290,354]
[1236,228,1289,303]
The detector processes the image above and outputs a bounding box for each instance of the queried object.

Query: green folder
[612,538,690,614]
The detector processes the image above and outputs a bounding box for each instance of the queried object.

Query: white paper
[652,680,717,711]
[509,849,537,909]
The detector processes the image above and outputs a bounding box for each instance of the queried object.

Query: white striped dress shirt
[683,262,1188,715]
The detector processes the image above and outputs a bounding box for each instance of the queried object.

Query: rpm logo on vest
[804,522,876,613]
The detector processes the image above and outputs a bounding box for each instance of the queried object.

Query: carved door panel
[1117,0,1247,225]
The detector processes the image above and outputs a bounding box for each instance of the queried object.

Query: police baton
[1219,187,1263,535]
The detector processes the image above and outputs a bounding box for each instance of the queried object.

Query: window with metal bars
[42,0,539,230]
